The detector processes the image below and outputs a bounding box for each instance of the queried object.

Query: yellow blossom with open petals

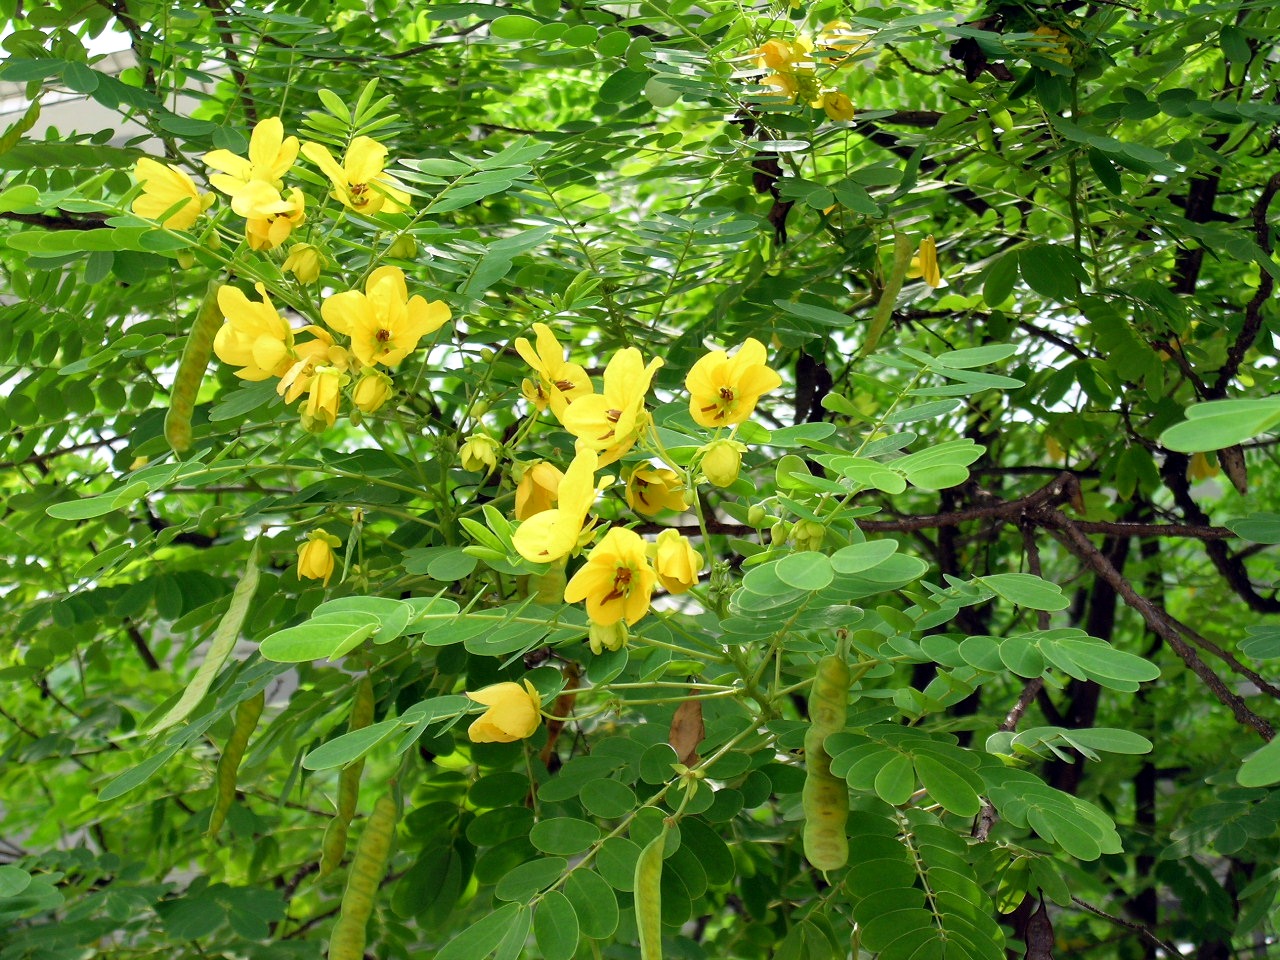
[300,136,411,214]
[321,266,449,368]
[515,461,563,521]
[816,21,873,58]
[686,338,781,428]
[297,528,342,585]
[277,329,346,404]
[213,283,295,381]
[515,323,592,417]
[564,526,657,627]
[625,464,688,517]
[466,680,542,743]
[562,348,663,463]
[131,159,214,230]
[513,448,598,563]
[244,187,306,251]
[203,116,299,198]
[652,529,703,594]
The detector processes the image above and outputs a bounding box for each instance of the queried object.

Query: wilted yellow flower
[352,371,393,413]
[588,621,628,655]
[652,529,703,594]
[514,323,592,417]
[515,461,563,521]
[203,116,299,197]
[460,434,502,473]
[686,338,782,428]
[213,283,295,380]
[466,680,542,743]
[283,243,323,284]
[562,347,663,463]
[513,448,598,563]
[699,438,747,488]
[321,266,450,368]
[297,528,342,585]
[300,136,411,214]
[908,236,942,288]
[564,526,657,627]
[131,159,214,230]
[625,464,688,517]
[244,187,306,251]
[818,90,855,122]
[300,365,346,432]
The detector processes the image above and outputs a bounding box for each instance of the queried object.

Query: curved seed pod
[320,676,375,877]
[208,689,265,836]
[634,821,669,960]
[327,791,397,960]
[164,279,222,454]
[802,654,851,872]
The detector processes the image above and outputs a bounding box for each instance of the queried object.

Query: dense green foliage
[3,0,1280,957]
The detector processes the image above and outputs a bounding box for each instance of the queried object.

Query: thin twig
[1071,896,1184,957]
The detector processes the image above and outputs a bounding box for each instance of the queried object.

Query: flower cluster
[503,326,781,653]
[747,21,871,122]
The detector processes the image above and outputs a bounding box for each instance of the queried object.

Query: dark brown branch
[202,0,258,126]
[1071,896,1184,958]
[0,210,110,230]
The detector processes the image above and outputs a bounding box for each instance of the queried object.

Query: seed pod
[321,676,375,877]
[327,792,397,960]
[634,821,669,960]
[164,279,222,454]
[802,654,851,872]
[208,689,265,836]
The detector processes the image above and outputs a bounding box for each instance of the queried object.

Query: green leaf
[495,857,567,902]
[980,573,1069,611]
[529,817,601,856]
[913,753,981,816]
[534,891,579,960]
[1159,398,1280,452]
[874,752,916,805]
[435,902,524,960]
[1238,736,1280,787]
[1224,514,1280,544]
[258,617,380,662]
[1018,243,1084,302]
[983,251,1019,306]
[98,745,179,801]
[302,719,401,770]
[775,551,834,591]
[0,865,32,898]
[830,540,898,575]
[564,870,619,938]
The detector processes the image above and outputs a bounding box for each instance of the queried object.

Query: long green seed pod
[802,654,851,872]
[327,791,397,960]
[859,232,915,359]
[635,821,669,960]
[164,279,222,454]
[320,676,375,878]
[208,689,265,836]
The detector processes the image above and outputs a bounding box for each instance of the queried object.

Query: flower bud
[459,434,502,473]
[176,249,195,270]
[352,371,393,414]
[465,680,542,743]
[820,90,856,122]
[386,235,417,259]
[588,620,628,655]
[297,529,342,586]
[746,504,767,528]
[770,521,790,545]
[698,439,746,488]
[282,243,322,284]
[653,529,703,594]
[792,519,825,552]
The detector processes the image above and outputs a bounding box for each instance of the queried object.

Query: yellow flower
[588,621,628,655]
[816,21,873,58]
[283,243,323,284]
[244,187,306,251]
[466,680,542,743]
[686,338,781,428]
[751,38,811,71]
[300,136,412,214]
[513,448,598,563]
[460,434,502,473]
[561,348,663,462]
[203,116,299,197]
[1032,25,1072,65]
[297,528,342,585]
[131,158,214,230]
[652,529,702,594]
[352,371,393,413]
[277,329,347,403]
[300,365,346,432]
[908,236,942,288]
[699,439,747,488]
[761,72,800,102]
[818,90,855,122]
[321,266,450,368]
[514,461,563,521]
[1187,452,1219,482]
[625,464,688,517]
[564,526,657,627]
[213,283,295,381]
[514,323,592,417]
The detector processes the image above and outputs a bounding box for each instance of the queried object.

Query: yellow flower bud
[514,460,563,521]
[465,680,542,743]
[459,434,502,473]
[352,371,393,414]
[770,521,791,545]
[386,235,417,259]
[699,439,747,488]
[282,243,322,284]
[820,90,855,122]
[297,529,342,586]
[588,620,628,655]
[652,529,703,594]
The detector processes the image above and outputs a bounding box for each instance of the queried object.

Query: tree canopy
[2,0,1280,958]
